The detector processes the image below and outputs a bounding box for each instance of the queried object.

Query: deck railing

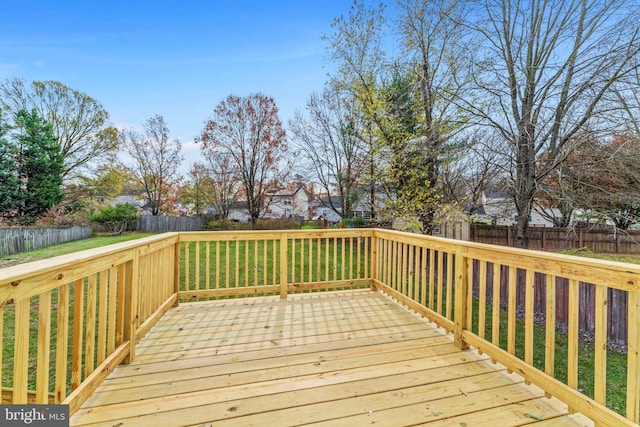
[0,229,639,426]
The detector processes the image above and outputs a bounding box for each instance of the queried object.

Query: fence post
[280,233,288,299]
[453,246,469,350]
[123,249,140,364]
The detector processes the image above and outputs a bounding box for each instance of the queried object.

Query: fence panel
[136,216,204,232]
[0,226,92,257]
[471,224,640,253]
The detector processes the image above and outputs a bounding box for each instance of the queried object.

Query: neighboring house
[311,196,343,224]
[226,201,252,223]
[263,185,311,220]
[475,191,561,227]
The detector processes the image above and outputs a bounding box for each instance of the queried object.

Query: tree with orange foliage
[198,94,288,224]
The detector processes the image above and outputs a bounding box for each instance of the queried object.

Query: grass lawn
[0,232,158,268]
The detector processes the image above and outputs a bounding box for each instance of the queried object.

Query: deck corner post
[453,245,469,350]
[123,249,141,364]
[280,232,288,299]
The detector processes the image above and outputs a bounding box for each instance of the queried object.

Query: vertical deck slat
[195,242,201,295]
[107,267,117,354]
[184,242,191,291]
[567,278,579,392]
[437,251,444,314]
[316,238,321,282]
[400,243,407,295]
[524,269,534,365]
[627,290,640,422]
[254,240,259,287]
[466,254,473,331]
[0,306,3,393]
[341,237,346,281]
[71,278,85,391]
[117,265,125,346]
[356,236,361,279]
[421,248,427,307]
[235,240,240,288]
[55,283,69,403]
[292,239,297,283]
[300,238,305,283]
[428,249,435,310]
[478,260,487,339]
[408,245,415,300]
[184,242,190,292]
[225,241,230,288]
[492,264,500,346]
[446,252,453,320]
[507,266,517,354]
[206,241,211,291]
[280,233,288,298]
[545,274,556,377]
[333,238,338,282]
[244,240,249,286]
[273,240,278,285]
[265,240,269,286]
[97,270,108,364]
[349,237,354,279]
[216,241,221,289]
[594,283,607,405]
[36,291,52,403]
[13,298,30,403]
[85,274,97,378]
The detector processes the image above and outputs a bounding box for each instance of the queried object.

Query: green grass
[0,232,158,268]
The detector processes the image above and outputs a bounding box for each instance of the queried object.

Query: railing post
[370,231,378,290]
[280,232,288,299]
[453,246,469,350]
[123,249,140,364]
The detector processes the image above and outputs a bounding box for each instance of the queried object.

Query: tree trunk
[513,206,530,248]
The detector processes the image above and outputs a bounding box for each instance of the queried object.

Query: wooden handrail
[1,228,639,425]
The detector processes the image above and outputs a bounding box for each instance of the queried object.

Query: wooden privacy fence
[136,216,204,232]
[0,226,92,258]
[1,229,640,425]
[471,224,640,253]
[471,263,629,346]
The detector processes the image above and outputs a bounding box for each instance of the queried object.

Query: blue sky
[0,0,352,170]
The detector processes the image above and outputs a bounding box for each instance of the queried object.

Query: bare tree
[0,78,118,179]
[459,0,640,247]
[200,149,241,219]
[440,130,505,211]
[289,84,366,219]
[120,115,183,215]
[198,94,288,224]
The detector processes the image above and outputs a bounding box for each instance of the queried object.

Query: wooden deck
[70,289,593,426]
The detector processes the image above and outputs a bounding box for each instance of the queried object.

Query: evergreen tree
[0,115,19,217]
[12,109,64,223]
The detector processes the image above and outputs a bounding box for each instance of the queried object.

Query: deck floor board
[70,289,592,427]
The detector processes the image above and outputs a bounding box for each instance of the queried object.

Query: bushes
[88,203,138,235]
